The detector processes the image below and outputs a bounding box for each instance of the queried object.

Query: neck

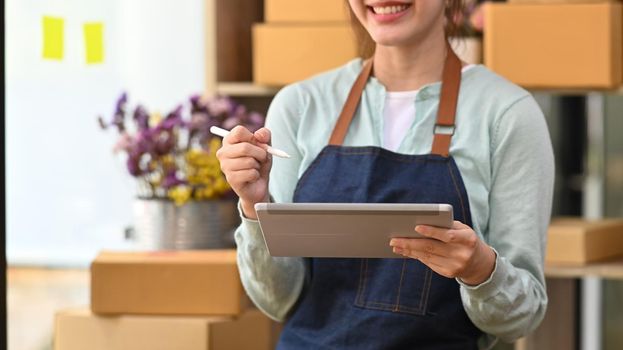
[372,32,450,92]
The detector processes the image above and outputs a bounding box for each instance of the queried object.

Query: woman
[216,1,554,348]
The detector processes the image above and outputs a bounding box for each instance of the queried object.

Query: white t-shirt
[383,64,475,151]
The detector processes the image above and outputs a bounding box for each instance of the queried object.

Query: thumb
[253,127,271,145]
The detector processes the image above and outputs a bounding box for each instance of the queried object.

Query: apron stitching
[361,302,425,314]
[355,259,368,306]
[447,159,468,222]
[394,258,408,312]
[421,267,433,313]
[330,147,448,164]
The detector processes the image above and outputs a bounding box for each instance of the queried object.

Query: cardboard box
[546,218,623,265]
[265,0,349,23]
[91,250,248,316]
[253,23,358,86]
[54,308,277,350]
[484,2,622,89]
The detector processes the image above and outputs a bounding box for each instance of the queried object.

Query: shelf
[216,82,281,97]
[545,258,623,280]
[218,82,623,98]
[526,87,623,96]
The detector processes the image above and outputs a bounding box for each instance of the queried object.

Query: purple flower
[206,96,235,117]
[98,92,127,132]
[99,91,267,200]
[189,112,210,131]
[246,112,265,132]
[162,170,186,189]
[157,105,185,131]
[133,105,150,131]
[126,151,143,176]
[154,130,176,156]
[113,132,133,153]
[222,115,241,131]
[190,94,208,114]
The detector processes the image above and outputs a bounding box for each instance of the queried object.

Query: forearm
[235,211,306,321]
[458,250,548,342]
[460,94,554,342]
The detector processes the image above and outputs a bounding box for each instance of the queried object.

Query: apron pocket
[354,258,432,316]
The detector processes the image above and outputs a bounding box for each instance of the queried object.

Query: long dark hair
[346,1,466,58]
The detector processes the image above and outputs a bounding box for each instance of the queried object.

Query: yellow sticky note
[42,16,64,60]
[84,22,104,64]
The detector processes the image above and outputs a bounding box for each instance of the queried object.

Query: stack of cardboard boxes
[486,0,623,89]
[252,0,483,86]
[54,250,279,350]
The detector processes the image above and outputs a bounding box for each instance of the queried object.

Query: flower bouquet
[98,93,264,206]
[98,93,265,249]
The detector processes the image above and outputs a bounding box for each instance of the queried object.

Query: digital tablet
[254,203,453,258]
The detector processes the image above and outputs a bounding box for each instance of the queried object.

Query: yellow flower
[208,138,222,155]
[148,160,159,171]
[168,186,192,206]
[150,112,163,126]
[185,149,200,163]
[161,155,176,169]
[187,175,201,185]
[181,144,232,201]
[214,177,230,193]
[149,173,162,187]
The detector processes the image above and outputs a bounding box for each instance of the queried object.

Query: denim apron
[277,46,483,349]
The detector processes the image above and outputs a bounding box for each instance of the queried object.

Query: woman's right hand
[216,126,272,219]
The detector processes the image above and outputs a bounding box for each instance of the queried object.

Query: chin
[371,32,417,47]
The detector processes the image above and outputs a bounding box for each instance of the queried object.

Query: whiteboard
[6,0,206,267]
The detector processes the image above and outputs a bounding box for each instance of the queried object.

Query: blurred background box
[484,2,622,89]
[547,218,623,265]
[252,23,358,86]
[54,307,276,350]
[91,250,248,316]
[265,0,349,23]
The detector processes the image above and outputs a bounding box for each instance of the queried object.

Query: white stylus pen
[210,126,291,159]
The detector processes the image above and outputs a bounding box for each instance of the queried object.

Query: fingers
[224,169,261,188]
[390,237,470,267]
[253,127,271,145]
[223,126,272,150]
[414,221,470,244]
[390,239,468,279]
[223,125,254,145]
[221,157,261,172]
[390,238,448,259]
[217,142,268,164]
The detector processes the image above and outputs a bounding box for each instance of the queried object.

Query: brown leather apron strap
[431,44,461,157]
[329,43,462,157]
[329,58,373,145]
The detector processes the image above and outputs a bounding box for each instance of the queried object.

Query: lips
[367,2,412,23]
[369,3,410,15]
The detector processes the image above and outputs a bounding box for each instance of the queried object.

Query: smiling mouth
[368,3,412,15]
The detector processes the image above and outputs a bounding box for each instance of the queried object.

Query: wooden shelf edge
[545,258,623,279]
[216,82,281,97]
[527,87,623,95]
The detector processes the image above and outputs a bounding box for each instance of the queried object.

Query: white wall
[6,0,206,267]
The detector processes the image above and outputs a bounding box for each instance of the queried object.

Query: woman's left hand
[389,221,496,286]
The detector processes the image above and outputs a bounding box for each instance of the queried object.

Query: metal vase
[132,198,240,250]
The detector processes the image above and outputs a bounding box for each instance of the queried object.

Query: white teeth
[373,4,408,15]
